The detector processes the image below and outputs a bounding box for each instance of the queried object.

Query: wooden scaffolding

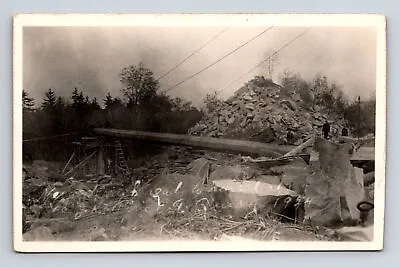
[61,136,131,179]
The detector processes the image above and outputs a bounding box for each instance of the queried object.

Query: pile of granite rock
[188,78,346,145]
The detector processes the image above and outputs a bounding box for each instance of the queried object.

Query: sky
[23,26,377,108]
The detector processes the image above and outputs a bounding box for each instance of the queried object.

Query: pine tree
[91,97,101,110]
[71,88,88,114]
[70,87,87,131]
[104,92,114,109]
[41,88,57,111]
[78,92,85,106]
[22,90,35,111]
[104,92,123,109]
[71,88,86,107]
[53,97,66,134]
[71,87,80,107]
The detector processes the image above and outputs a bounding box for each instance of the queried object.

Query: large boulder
[186,157,211,184]
[304,137,365,227]
[123,158,214,226]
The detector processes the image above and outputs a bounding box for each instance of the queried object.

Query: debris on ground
[22,134,375,242]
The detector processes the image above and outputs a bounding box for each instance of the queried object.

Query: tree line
[23,62,203,162]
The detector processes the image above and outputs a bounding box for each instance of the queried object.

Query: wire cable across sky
[23,132,83,142]
[156,27,230,81]
[218,27,312,94]
[162,26,274,93]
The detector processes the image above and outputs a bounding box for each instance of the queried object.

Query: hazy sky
[23,26,377,107]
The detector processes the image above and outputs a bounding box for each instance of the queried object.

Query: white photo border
[13,13,387,252]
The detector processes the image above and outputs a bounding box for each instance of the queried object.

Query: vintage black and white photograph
[13,14,386,252]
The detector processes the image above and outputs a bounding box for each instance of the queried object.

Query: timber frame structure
[60,128,375,180]
[61,136,131,179]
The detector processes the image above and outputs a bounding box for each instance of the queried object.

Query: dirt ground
[24,207,338,242]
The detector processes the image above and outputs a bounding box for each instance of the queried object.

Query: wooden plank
[81,137,99,141]
[309,148,375,162]
[61,151,75,174]
[97,148,105,175]
[338,135,375,145]
[64,151,97,177]
[242,154,310,169]
[281,136,315,158]
[351,147,375,161]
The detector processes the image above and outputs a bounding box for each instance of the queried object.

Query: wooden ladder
[113,139,131,177]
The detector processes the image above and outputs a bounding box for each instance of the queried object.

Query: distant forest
[22,63,376,162]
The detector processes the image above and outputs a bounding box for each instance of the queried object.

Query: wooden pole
[64,150,97,177]
[92,128,289,158]
[61,151,76,174]
[114,141,117,175]
[357,96,361,138]
[97,146,105,176]
[281,136,315,158]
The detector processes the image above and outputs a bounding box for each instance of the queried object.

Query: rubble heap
[22,141,373,241]
[188,77,346,144]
